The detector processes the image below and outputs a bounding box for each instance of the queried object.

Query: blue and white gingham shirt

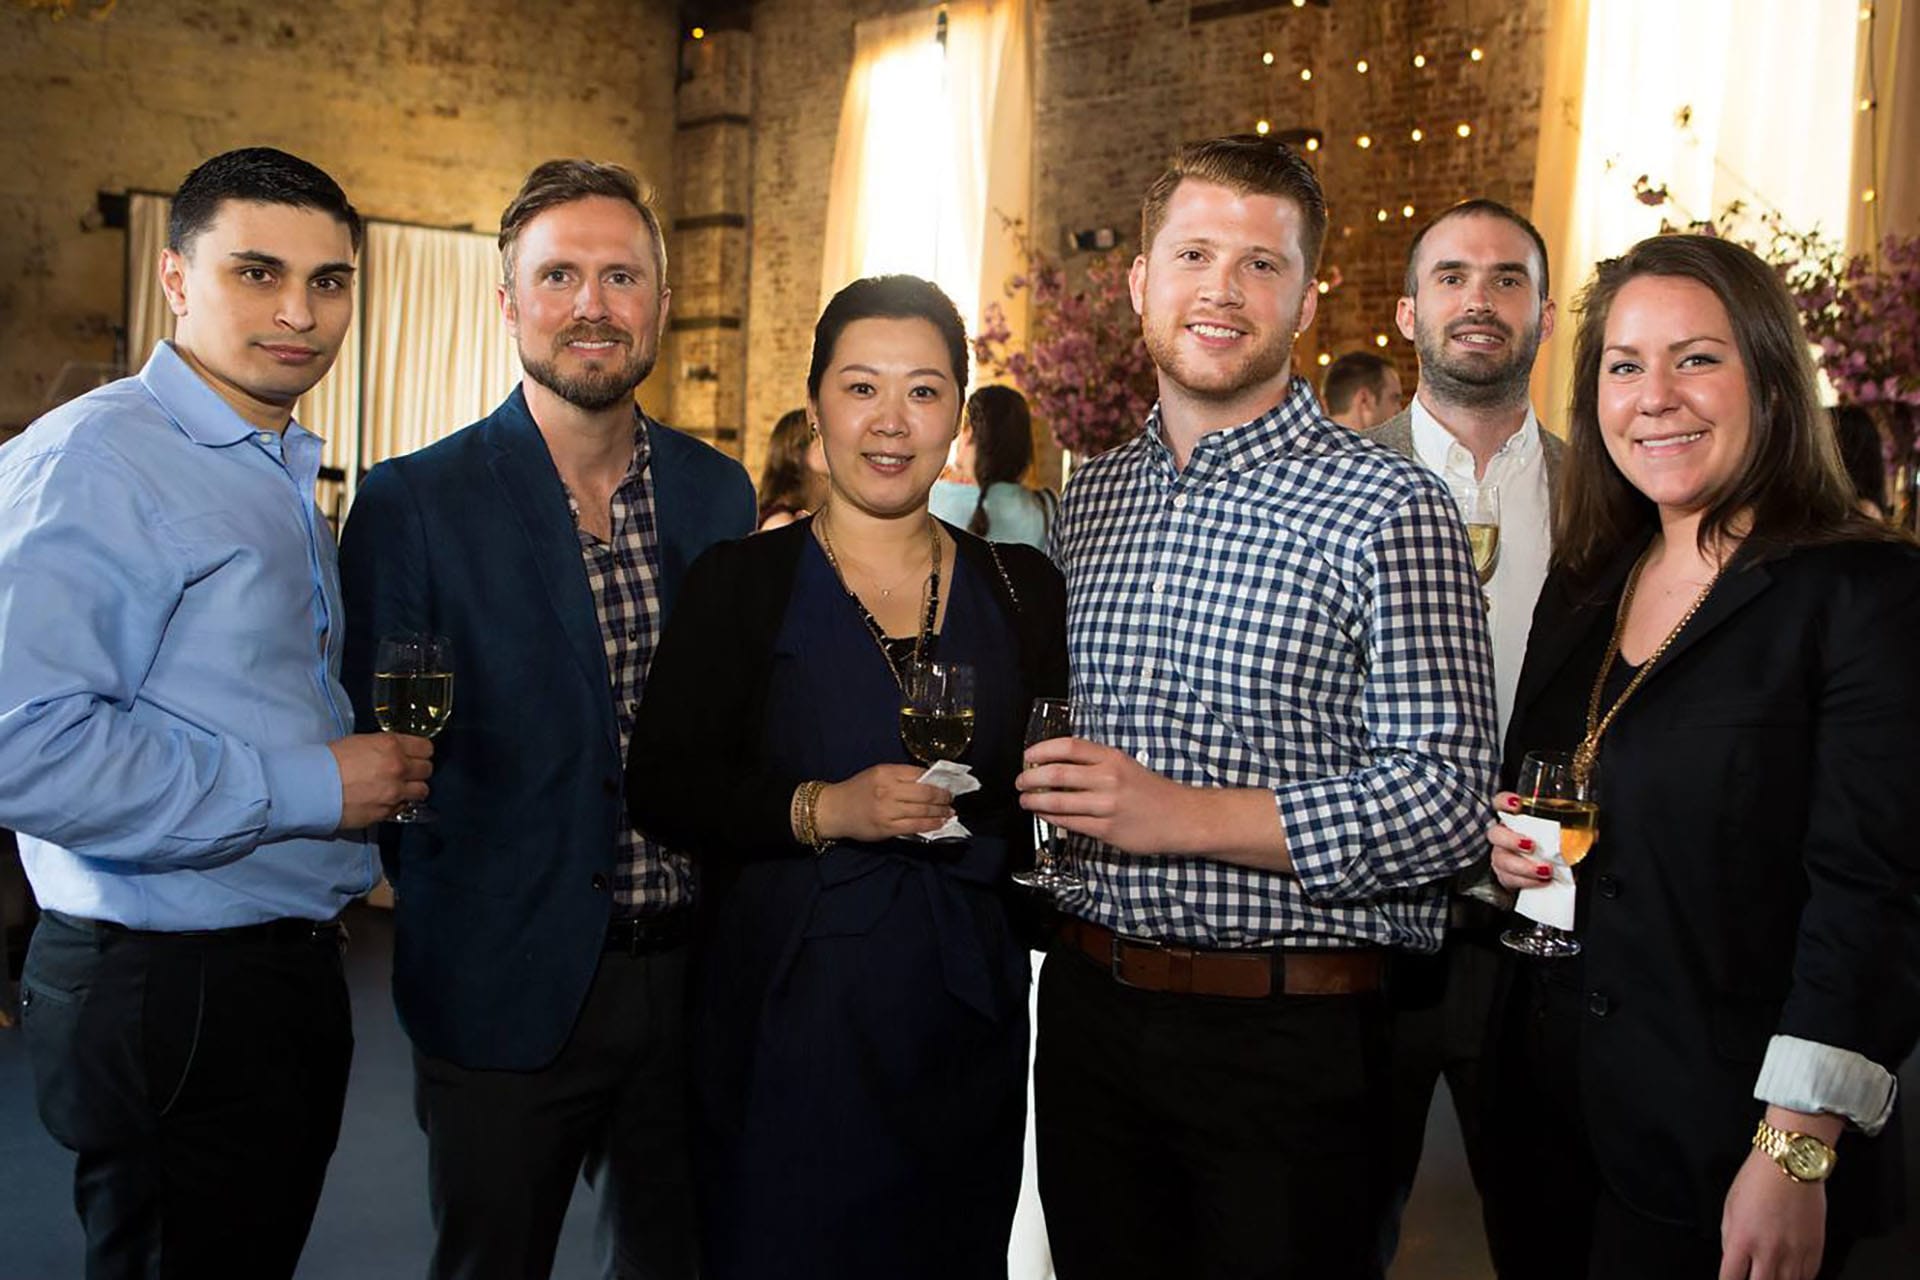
[1052,378,1498,952]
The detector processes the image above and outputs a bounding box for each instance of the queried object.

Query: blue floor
[4,905,1916,1279]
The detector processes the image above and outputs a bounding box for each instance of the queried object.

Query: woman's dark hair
[756,408,816,525]
[1555,233,1905,582]
[1831,405,1889,515]
[963,386,1035,536]
[806,275,970,403]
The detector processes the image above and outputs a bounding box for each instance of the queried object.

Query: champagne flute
[1450,480,1501,608]
[1012,698,1085,892]
[899,660,975,765]
[1500,750,1598,958]
[372,633,453,824]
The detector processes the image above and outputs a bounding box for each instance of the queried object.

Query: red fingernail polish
[1518,837,1535,852]
[1535,865,1552,879]
[1505,795,1521,810]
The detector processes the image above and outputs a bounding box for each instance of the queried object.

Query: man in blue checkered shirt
[1018,136,1498,1278]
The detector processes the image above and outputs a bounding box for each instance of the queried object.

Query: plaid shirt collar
[564,412,654,536]
[1139,376,1327,482]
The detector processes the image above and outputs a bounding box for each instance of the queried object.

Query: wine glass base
[1011,868,1085,892]
[1501,925,1581,958]
[388,804,438,825]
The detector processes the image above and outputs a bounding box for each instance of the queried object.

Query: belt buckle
[1109,932,1159,988]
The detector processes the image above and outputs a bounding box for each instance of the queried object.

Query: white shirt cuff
[1753,1034,1898,1136]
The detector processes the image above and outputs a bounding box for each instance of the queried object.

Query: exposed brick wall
[741,0,1547,478]
[0,0,680,434]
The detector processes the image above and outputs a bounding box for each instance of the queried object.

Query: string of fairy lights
[1248,2,1491,368]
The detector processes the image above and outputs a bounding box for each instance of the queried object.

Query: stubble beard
[1414,312,1541,412]
[1143,306,1300,405]
[520,326,655,413]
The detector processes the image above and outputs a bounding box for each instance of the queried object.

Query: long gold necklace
[816,508,942,688]
[1572,544,1724,786]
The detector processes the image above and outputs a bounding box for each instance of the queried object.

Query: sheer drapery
[819,0,1033,352]
[357,222,519,469]
[1529,0,1860,426]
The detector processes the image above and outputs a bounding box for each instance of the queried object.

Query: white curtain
[819,0,1033,351]
[1529,0,1860,425]
[126,194,173,371]
[359,221,520,470]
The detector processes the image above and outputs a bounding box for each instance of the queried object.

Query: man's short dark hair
[1403,198,1549,299]
[498,159,667,290]
[1141,135,1328,275]
[1321,352,1395,415]
[168,148,363,255]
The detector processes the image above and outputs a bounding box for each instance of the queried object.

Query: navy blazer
[339,387,754,1071]
[1503,536,1920,1238]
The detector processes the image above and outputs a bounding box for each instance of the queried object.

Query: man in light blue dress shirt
[0,148,431,1280]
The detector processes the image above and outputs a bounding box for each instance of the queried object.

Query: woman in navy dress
[628,275,1066,1278]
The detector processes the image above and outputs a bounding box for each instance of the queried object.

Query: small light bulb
[1316,280,1331,295]
[1305,136,1320,152]
[1375,334,1390,348]
[1860,4,1873,19]
[1317,352,1332,366]
[1410,127,1424,142]
[1376,209,1389,222]
[1300,67,1313,81]
[1413,53,1427,68]
[690,25,706,39]
[1256,119,1272,136]
[1262,50,1275,66]
[1402,204,1416,218]
[1356,59,1369,73]
[1456,122,1473,138]
[1863,188,1878,203]
[1860,97,1874,111]
[1357,134,1372,149]
[1293,0,1306,7]
[1470,47,1485,62]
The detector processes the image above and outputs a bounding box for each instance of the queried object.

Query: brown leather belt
[1059,917,1386,998]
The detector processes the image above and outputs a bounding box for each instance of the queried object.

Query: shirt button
[1587,991,1613,1019]
[255,432,274,445]
[628,701,639,715]
[627,629,639,642]
[1172,495,1186,511]
[591,873,609,892]
[1135,750,1151,769]
[1596,873,1620,900]
[1151,578,1166,594]
[1140,663,1153,681]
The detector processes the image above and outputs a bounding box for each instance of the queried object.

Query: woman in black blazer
[1479,234,1920,1280]
[627,275,1066,1279]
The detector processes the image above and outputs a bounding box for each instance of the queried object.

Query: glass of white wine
[1450,480,1501,607]
[900,660,975,765]
[372,633,453,824]
[1012,697,1085,893]
[1500,750,1598,958]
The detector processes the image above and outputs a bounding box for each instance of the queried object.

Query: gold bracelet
[794,779,832,853]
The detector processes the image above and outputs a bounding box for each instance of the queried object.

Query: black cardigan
[627,517,1068,876]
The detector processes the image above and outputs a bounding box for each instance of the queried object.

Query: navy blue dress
[691,539,1030,1279]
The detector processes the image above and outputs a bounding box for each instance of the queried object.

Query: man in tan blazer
[1366,197,1562,1272]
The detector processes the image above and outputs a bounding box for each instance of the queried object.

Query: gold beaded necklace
[815,507,942,689]
[1572,543,1724,787]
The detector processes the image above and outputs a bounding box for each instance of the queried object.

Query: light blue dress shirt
[0,342,370,929]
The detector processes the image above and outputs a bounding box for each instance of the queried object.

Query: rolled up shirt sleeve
[1754,1034,1898,1135]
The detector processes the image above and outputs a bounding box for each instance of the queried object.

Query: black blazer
[626,518,1067,915]
[1503,536,1920,1236]
[339,389,755,1071]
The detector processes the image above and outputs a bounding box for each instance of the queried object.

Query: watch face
[1783,1136,1835,1182]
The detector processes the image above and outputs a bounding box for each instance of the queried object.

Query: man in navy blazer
[340,160,753,1280]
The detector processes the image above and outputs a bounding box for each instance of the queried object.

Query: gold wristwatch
[1752,1119,1838,1184]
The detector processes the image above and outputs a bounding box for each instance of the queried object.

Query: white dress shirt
[1410,396,1552,747]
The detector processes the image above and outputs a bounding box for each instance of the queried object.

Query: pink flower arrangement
[973,222,1157,458]
[1778,232,1920,418]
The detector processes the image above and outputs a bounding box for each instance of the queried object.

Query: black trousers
[1481,964,1856,1280]
[1376,926,1504,1269]
[1034,945,1394,1280]
[19,909,353,1280]
[414,943,696,1280]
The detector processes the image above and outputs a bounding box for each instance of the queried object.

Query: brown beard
[520,325,655,412]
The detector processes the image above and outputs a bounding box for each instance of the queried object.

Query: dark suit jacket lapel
[484,389,618,753]
[1507,536,1644,758]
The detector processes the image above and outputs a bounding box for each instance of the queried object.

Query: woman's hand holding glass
[1488,792,1556,891]
[813,765,955,843]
